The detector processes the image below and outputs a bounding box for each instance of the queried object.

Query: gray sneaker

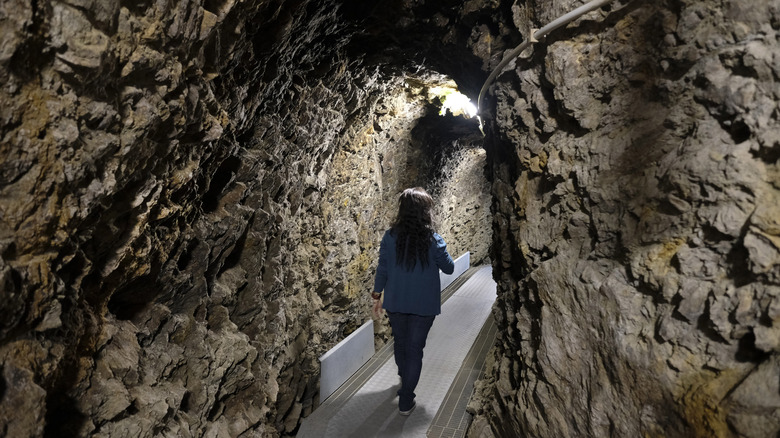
[399,401,416,416]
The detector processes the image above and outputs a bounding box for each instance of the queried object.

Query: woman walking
[371,187,455,415]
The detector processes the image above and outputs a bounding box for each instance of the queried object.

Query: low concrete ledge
[440,251,470,291]
[319,319,375,403]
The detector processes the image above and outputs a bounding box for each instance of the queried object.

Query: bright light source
[428,86,477,119]
[443,92,478,118]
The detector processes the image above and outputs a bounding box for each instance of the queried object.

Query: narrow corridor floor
[297,266,497,437]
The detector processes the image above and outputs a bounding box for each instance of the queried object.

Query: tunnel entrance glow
[428,85,477,118]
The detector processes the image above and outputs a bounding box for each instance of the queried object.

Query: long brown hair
[391,187,435,270]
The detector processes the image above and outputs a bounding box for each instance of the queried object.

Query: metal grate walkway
[297,266,497,438]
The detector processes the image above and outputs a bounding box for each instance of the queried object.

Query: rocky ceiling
[1,0,779,437]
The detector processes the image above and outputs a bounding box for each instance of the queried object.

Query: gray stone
[470,0,780,436]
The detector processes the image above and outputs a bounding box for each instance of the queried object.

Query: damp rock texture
[471,0,780,437]
[0,0,488,437]
[395,110,492,265]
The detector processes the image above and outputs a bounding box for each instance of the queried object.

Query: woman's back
[374,229,454,316]
[371,187,455,416]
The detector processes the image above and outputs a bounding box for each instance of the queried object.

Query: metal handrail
[476,0,617,115]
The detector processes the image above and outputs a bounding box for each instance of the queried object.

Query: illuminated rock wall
[470,0,780,436]
[0,1,487,436]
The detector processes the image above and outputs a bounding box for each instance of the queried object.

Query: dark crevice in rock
[728,118,752,144]
[42,306,97,437]
[636,277,666,305]
[107,274,158,320]
[726,241,754,288]
[750,142,780,164]
[202,155,242,213]
[537,54,590,138]
[44,392,89,438]
[175,238,199,273]
[735,331,771,363]
[9,0,52,82]
[219,226,250,277]
[696,300,729,345]
[57,248,88,291]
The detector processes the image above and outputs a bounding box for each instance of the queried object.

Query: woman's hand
[372,298,383,319]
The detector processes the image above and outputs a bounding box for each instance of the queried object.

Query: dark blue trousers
[387,312,436,411]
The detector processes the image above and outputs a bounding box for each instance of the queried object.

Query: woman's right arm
[433,234,455,274]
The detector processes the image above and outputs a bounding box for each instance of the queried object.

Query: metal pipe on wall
[476,0,617,115]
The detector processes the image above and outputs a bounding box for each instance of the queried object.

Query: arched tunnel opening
[1,0,779,437]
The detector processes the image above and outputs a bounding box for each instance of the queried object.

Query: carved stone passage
[469,0,780,437]
[1,0,778,437]
[0,1,488,437]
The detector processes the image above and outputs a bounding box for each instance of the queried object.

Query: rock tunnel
[1,0,779,437]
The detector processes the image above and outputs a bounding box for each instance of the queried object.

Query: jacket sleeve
[433,234,455,275]
[373,232,390,292]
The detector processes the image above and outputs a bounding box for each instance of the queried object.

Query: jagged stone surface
[8,0,777,436]
[470,0,780,437]
[0,1,487,437]
[435,146,492,265]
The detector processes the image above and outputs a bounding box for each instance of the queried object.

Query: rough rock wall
[387,109,492,264]
[470,0,780,437]
[435,146,492,264]
[0,0,488,436]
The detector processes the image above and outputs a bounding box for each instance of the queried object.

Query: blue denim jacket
[373,230,455,316]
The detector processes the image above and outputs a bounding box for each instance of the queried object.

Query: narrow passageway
[298,265,497,438]
[2,0,778,437]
